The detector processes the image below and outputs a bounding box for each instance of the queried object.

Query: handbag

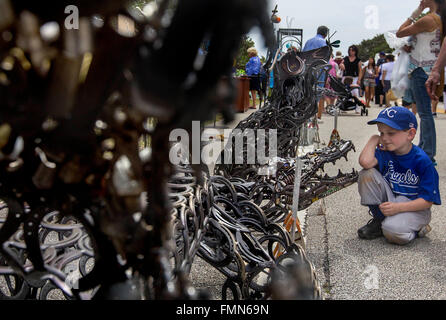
[386,89,398,102]
[384,31,410,98]
[390,51,410,98]
[435,69,445,98]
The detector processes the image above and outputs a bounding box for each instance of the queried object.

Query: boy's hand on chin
[379,202,400,216]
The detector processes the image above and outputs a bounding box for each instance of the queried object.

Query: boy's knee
[358,168,379,184]
[358,168,382,198]
[381,218,415,245]
[382,228,414,245]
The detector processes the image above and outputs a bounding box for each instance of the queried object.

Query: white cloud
[250,0,422,58]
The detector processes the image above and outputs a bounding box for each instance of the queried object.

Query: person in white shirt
[380,55,395,107]
[398,0,446,164]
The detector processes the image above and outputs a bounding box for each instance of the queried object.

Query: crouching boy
[357,106,440,245]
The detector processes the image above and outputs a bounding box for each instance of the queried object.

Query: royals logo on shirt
[383,161,419,196]
[375,145,441,205]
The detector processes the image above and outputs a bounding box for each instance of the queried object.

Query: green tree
[131,0,150,10]
[235,35,255,70]
[354,34,392,61]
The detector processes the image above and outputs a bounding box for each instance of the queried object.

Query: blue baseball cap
[367,106,418,130]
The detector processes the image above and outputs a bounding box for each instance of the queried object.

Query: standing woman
[340,45,363,99]
[396,0,446,164]
[246,47,261,109]
[361,57,377,107]
[325,54,340,110]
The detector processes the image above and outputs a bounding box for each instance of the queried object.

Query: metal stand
[291,158,302,243]
[203,112,228,130]
[277,28,303,51]
[334,108,339,131]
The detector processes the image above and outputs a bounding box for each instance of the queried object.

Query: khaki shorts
[363,78,376,88]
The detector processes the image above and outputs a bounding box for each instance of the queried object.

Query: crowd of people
[323,48,397,110]
[300,27,401,119]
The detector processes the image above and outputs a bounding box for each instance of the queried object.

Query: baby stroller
[325,75,368,116]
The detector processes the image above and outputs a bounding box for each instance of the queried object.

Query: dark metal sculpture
[206,25,360,299]
[0,0,325,300]
[215,45,359,212]
[0,0,360,301]
[199,175,321,300]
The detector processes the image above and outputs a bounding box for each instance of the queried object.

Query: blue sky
[250,0,422,57]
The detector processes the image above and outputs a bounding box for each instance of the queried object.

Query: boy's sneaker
[358,218,383,239]
[417,224,432,238]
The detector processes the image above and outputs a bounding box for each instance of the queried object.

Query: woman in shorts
[362,57,377,107]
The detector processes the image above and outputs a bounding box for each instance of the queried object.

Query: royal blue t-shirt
[375,145,441,205]
[245,56,261,76]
